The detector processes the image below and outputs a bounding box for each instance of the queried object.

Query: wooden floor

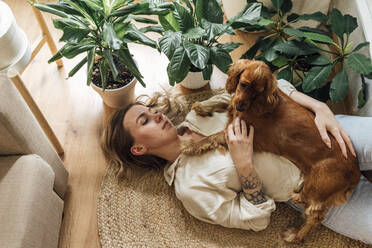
[3,1,258,247]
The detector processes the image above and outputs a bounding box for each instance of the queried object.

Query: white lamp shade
[0,1,30,72]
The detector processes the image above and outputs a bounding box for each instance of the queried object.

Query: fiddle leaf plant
[30,0,172,90]
[150,0,262,85]
[239,0,372,107]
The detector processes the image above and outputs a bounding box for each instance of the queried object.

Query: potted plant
[31,0,171,108]
[151,0,262,89]
[238,0,372,108]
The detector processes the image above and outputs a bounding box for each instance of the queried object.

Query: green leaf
[352,42,369,53]
[61,43,96,59]
[31,3,69,18]
[270,0,283,11]
[159,11,180,32]
[230,3,261,25]
[103,22,123,50]
[183,40,210,70]
[263,41,279,62]
[167,47,191,83]
[348,53,372,75]
[183,0,194,16]
[202,64,213,80]
[183,27,207,39]
[114,22,131,39]
[43,2,83,16]
[139,26,164,34]
[112,0,133,10]
[65,0,96,28]
[330,66,349,103]
[53,18,87,29]
[358,82,367,108]
[68,57,88,78]
[302,65,333,92]
[99,59,108,90]
[116,47,145,87]
[276,67,291,81]
[258,18,275,26]
[303,32,334,44]
[130,16,158,24]
[272,56,288,67]
[81,0,103,12]
[86,47,96,86]
[173,2,194,32]
[307,55,331,66]
[283,28,304,38]
[59,27,90,43]
[103,50,119,80]
[294,12,328,23]
[210,46,232,73]
[330,8,345,43]
[344,14,358,36]
[111,3,146,17]
[125,25,157,48]
[216,42,241,53]
[273,40,319,56]
[196,0,224,24]
[201,19,234,42]
[158,31,182,60]
[48,46,64,63]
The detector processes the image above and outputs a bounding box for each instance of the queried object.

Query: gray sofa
[0,74,68,248]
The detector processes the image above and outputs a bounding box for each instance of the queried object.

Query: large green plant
[239,0,372,107]
[31,0,172,89]
[151,0,262,85]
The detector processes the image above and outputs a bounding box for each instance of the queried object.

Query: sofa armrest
[0,75,68,198]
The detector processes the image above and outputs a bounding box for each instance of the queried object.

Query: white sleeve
[198,92,231,107]
[175,181,276,231]
[277,79,297,96]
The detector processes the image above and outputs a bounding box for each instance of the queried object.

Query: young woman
[102,79,372,244]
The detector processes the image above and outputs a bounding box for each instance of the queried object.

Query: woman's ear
[130,144,147,156]
[226,59,250,94]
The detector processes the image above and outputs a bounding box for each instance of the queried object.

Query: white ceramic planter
[91,77,137,109]
[180,71,210,89]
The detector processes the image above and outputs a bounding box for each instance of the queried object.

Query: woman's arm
[277,79,356,158]
[225,117,266,205]
[289,90,356,158]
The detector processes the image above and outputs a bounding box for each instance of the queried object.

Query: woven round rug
[97,90,371,248]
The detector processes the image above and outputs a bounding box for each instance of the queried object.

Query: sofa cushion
[0,154,64,248]
[0,117,25,155]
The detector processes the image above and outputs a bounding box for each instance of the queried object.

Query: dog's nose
[236,104,244,112]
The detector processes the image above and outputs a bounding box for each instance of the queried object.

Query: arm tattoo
[240,174,267,205]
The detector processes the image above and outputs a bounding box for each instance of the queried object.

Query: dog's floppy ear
[226,59,251,94]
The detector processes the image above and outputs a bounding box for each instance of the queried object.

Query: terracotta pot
[180,70,210,89]
[91,77,137,109]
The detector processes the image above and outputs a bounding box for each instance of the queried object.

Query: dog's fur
[181,59,361,243]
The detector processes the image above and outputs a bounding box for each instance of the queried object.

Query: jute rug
[97,89,370,248]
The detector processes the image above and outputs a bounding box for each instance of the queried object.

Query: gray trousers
[288,115,372,244]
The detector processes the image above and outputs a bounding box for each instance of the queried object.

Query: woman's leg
[321,177,372,244]
[335,115,372,171]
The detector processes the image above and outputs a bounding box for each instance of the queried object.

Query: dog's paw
[281,228,303,243]
[192,102,212,117]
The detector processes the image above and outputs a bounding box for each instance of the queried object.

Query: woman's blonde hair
[101,93,175,179]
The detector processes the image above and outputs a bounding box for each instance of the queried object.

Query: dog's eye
[240,82,248,88]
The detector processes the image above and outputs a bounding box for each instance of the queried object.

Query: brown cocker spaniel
[181,59,360,243]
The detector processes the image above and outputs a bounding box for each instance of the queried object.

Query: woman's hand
[289,90,356,159]
[314,104,356,159]
[225,117,254,170]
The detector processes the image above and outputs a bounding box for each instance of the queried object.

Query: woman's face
[123,105,178,155]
